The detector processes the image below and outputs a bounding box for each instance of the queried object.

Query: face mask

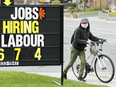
[81,23,88,29]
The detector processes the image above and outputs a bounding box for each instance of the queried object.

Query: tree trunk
[84,1,85,12]
[100,0,102,10]
[76,0,78,12]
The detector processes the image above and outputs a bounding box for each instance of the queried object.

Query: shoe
[86,63,94,73]
[63,73,67,79]
[78,77,86,82]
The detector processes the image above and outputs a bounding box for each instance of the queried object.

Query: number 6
[0,48,4,61]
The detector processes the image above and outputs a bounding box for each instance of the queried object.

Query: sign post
[0,0,63,85]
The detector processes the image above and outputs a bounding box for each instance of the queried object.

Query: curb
[64,12,116,21]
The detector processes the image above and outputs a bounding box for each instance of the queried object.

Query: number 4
[34,48,42,60]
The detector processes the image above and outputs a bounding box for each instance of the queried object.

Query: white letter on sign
[31,34,37,47]
[18,7,25,20]
[33,7,39,19]
[26,7,32,20]
[23,34,30,47]
[16,35,23,47]
[38,34,44,46]
[8,35,15,47]
[1,35,7,47]
[11,7,18,20]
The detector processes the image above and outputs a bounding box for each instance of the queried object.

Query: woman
[63,18,107,82]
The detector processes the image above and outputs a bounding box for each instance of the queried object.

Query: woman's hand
[103,38,107,42]
[87,41,91,45]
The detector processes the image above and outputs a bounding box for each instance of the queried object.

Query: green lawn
[77,10,100,14]
[0,71,108,87]
[109,13,116,16]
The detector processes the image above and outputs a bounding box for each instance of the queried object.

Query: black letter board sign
[0,2,63,66]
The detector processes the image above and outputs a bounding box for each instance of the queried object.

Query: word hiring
[1,34,44,47]
[11,7,40,20]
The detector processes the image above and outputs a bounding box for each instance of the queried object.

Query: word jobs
[11,7,40,20]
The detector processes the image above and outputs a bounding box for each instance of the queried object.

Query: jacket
[72,23,100,51]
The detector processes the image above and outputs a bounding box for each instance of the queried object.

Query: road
[0,17,116,87]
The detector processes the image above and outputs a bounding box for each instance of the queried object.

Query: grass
[109,13,116,16]
[0,71,108,87]
[77,10,100,14]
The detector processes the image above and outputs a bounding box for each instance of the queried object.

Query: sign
[0,1,63,66]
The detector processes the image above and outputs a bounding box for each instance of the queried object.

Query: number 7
[14,48,21,61]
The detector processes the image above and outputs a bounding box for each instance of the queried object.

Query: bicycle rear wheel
[72,57,87,79]
[94,54,115,83]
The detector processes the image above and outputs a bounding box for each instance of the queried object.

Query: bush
[102,9,109,13]
[70,2,76,7]
[104,6,109,10]
[111,11,116,13]
[52,0,61,4]
[67,7,83,13]
[67,7,73,11]
[87,6,95,11]
[78,8,83,12]
[50,0,54,3]
[71,9,76,14]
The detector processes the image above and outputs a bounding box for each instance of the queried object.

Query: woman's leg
[79,50,86,78]
[64,46,80,74]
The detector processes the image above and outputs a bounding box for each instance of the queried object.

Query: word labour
[1,34,44,47]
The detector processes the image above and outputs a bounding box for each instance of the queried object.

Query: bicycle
[72,40,115,83]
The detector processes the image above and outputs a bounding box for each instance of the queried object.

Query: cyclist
[63,18,107,82]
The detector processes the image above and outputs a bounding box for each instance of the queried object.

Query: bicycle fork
[97,56,107,70]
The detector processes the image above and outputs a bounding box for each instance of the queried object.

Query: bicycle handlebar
[91,39,106,45]
[90,39,106,51]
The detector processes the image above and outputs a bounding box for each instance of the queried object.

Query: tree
[76,0,78,12]
[115,0,116,6]
[100,0,102,10]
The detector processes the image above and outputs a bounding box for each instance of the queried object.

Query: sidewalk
[28,71,116,87]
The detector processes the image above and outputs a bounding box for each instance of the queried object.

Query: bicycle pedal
[91,69,94,72]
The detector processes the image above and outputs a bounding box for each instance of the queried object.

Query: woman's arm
[74,29,87,44]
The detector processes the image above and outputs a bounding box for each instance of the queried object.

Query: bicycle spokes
[95,55,115,83]
[97,57,107,70]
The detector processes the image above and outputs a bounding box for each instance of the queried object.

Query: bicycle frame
[86,54,96,68]
[86,52,107,70]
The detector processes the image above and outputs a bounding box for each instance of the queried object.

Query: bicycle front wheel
[94,54,115,83]
[72,57,87,79]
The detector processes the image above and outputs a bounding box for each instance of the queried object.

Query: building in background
[88,0,109,8]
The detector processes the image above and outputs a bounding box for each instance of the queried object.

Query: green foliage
[67,7,73,11]
[0,71,108,87]
[24,2,29,5]
[50,0,54,3]
[70,2,76,7]
[102,9,109,13]
[71,9,76,13]
[109,12,116,16]
[78,8,83,12]
[111,11,116,13]
[79,0,82,4]
[52,0,61,4]
[77,10,100,14]
[104,6,109,10]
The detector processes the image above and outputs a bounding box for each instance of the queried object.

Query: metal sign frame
[1,0,64,85]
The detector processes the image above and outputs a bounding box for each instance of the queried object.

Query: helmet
[90,42,99,55]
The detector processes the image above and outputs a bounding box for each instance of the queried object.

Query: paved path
[28,71,116,87]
